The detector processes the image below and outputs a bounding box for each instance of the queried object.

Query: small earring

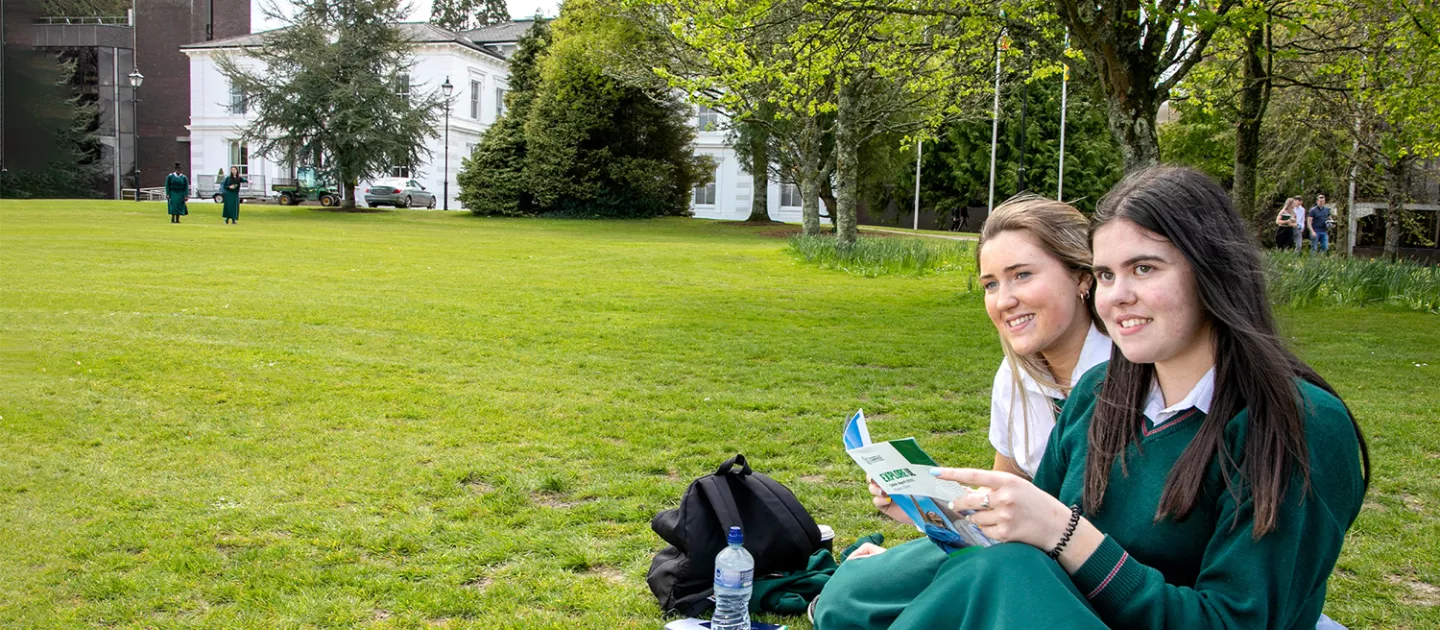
[1079,289,1090,300]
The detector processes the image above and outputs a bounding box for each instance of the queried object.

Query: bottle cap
[727,526,743,545]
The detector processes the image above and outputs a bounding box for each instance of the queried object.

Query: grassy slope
[0,201,1435,629]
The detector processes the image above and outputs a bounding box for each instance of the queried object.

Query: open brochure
[843,410,995,553]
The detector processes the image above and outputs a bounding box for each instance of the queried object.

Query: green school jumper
[166,174,190,216]
[815,364,1365,630]
[221,175,245,220]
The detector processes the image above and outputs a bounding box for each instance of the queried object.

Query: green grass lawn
[1,200,1436,629]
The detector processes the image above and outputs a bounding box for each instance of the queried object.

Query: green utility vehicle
[271,166,341,206]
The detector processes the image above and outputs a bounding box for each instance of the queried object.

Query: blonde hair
[975,194,1100,470]
[1281,197,1301,214]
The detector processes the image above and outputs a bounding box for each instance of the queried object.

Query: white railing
[37,16,130,25]
[122,187,167,201]
[195,174,269,199]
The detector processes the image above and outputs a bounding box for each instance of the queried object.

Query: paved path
[859,226,979,241]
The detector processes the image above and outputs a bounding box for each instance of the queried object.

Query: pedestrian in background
[221,166,246,224]
[1307,194,1335,252]
[1275,197,1302,251]
[166,163,189,224]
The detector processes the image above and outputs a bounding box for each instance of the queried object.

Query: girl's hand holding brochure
[932,468,1074,550]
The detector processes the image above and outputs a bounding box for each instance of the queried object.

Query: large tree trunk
[746,107,773,223]
[799,169,822,237]
[1077,18,1165,171]
[834,78,861,244]
[820,174,838,224]
[1104,90,1162,171]
[1383,157,1410,261]
[1233,18,1268,233]
[342,177,357,210]
[797,115,824,236]
[747,128,772,223]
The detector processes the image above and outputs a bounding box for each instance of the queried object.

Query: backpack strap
[698,475,744,533]
[715,454,752,477]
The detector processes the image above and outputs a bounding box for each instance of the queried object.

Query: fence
[195,174,270,200]
[37,16,130,25]
[122,187,166,201]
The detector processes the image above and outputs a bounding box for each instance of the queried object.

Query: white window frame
[390,165,413,178]
[229,82,247,115]
[697,106,720,132]
[694,167,718,206]
[470,79,482,120]
[228,141,249,176]
[495,86,505,118]
[780,183,801,208]
[395,73,411,98]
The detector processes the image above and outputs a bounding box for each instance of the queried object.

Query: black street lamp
[442,76,453,211]
[128,68,144,201]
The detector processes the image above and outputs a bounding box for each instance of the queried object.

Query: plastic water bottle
[711,526,754,630]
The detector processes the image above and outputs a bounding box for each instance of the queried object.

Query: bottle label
[714,566,753,589]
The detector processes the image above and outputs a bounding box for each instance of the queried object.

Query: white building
[184,19,786,218]
[182,22,515,209]
[689,105,805,222]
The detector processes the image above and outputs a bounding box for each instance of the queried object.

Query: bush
[1265,252,1440,313]
[457,16,710,219]
[790,236,1438,314]
[459,20,549,216]
[787,234,976,278]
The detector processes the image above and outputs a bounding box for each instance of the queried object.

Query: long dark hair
[1085,166,1370,538]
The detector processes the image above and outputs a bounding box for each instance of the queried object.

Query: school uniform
[221,175,246,221]
[166,173,190,216]
[989,324,1111,478]
[815,364,1365,630]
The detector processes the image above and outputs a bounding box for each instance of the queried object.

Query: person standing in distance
[166,163,190,224]
[1307,194,1335,253]
[1275,198,1302,251]
[221,166,246,224]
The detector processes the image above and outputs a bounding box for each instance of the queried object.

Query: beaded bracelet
[1047,504,1083,560]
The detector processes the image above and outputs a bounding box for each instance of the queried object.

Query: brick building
[134,0,248,188]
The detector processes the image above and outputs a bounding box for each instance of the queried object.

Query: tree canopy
[456,5,713,219]
[218,0,443,209]
[430,0,510,31]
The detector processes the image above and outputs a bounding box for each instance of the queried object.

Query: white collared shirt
[1143,367,1216,426]
[989,323,1112,478]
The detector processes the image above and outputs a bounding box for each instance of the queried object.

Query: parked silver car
[364,178,436,209]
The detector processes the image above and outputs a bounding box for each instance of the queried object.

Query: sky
[252,0,564,32]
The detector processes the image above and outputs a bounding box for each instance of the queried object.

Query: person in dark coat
[221,166,246,224]
[166,163,190,223]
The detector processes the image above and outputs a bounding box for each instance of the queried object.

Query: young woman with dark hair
[814,166,1369,630]
[165,163,189,223]
[221,166,246,224]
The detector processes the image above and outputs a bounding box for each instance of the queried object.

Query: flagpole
[913,137,923,230]
[1057,30,1069,200]
[988,26,1006,213]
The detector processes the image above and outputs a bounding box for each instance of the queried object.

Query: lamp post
[128,68,144,201]
[441,76,453,211]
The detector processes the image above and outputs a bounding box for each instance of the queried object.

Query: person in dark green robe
[221,166,246,224]
[814,166,1369,630]
[165,163,189,223]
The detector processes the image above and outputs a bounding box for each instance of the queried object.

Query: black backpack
[646,454,824,616]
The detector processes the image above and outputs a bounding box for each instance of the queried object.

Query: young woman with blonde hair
[847,195,1112,619]
[868,195,1109,526]
[1276,197,1302,250]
